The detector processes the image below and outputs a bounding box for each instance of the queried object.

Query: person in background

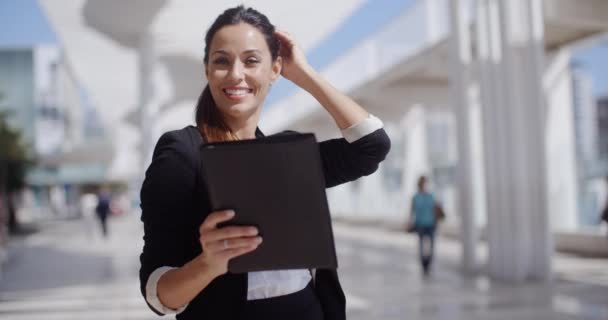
[95,188,112,238]
[408,176,440,276]
[601,176,608,238]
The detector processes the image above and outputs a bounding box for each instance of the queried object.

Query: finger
[274,30,294,45]
[221,244,259,260]
[202,225,259,243]
[207,236,263,252]
[274,29,289,36]
[200,210,235,233]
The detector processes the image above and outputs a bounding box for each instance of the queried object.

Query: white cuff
[341,114,384,143]
[146,266,188,315]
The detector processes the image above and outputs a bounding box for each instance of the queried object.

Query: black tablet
[199,132,338,273]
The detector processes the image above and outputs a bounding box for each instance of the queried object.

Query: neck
[224,112,261,140]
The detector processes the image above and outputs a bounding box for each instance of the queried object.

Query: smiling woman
[196,8,282,143]
[139,5,391,320]
[203,22,281,140]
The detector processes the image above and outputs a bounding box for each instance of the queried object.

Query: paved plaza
[0,213,606,319]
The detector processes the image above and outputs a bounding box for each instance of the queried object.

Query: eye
[212,57,229,65]
[245,57,260,65]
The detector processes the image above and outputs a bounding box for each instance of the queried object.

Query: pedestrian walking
[407,176,444,276]
[95,189,111,238]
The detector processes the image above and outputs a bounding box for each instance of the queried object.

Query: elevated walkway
[261,0,608,138]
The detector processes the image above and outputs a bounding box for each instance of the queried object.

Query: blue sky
[572,42,608,97]
[2,0,607,100]
[0,0,57,47]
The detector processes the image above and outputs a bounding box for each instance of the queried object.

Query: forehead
[210,23,268,53]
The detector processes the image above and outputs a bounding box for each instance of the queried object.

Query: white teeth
[224,89,251,95]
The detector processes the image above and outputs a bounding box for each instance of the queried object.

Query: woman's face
[205,23,281,121]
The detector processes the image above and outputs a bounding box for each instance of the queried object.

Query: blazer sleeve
[139,131,198,315]
[319,128,391,188]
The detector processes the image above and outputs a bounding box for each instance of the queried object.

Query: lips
[222,87,253,101]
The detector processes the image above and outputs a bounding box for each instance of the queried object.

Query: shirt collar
[192,125,265,140]
[255,127,265,138]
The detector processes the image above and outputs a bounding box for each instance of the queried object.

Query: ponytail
[195,85,238,143]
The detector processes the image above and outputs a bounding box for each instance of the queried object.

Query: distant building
[570,65,599,165]
[0,0,114,224]
[0,39,109,188]
[598,95,608,161]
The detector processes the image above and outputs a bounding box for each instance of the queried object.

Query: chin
[222,103,258,118]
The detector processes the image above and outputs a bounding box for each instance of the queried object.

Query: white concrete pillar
[351,167,388,220]
[544,50,579,231]
[448,0,482,274]
[401,106,431,216]
[138,33,156,173]
[476,0,552,282]
[424,0,443,43]
[129,33,157,209]
[327,183,353,218]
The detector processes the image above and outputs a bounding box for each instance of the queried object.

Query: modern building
[571,65,599,166]
[0,0,113,222]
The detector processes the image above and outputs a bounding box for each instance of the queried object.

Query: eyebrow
[211,49,262,56]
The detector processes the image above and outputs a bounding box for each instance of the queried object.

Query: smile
[222,88,253,100]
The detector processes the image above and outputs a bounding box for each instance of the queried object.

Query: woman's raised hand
[198,210,262,277]
[274,29,312,86]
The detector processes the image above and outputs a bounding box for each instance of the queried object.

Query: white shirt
[146,114,384,314]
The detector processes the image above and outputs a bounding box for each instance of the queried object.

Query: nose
[227,61,245,81]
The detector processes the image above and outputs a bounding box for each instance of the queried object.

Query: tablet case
[199,133,338,273]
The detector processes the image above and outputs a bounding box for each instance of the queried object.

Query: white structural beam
[271,0,608,135]
[543,50,579,231]
[447,0,481,274]
[138,33,156,173]
[401,106,431,209]
[286,84,449,142]
[82,0,167,49]
[545,0,608,30]
[476,0,551,282]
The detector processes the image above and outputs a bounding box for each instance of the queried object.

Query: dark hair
[417,176,427,188]
[195,5,280,142]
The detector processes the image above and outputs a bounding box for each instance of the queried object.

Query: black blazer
[139,125,391,320]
